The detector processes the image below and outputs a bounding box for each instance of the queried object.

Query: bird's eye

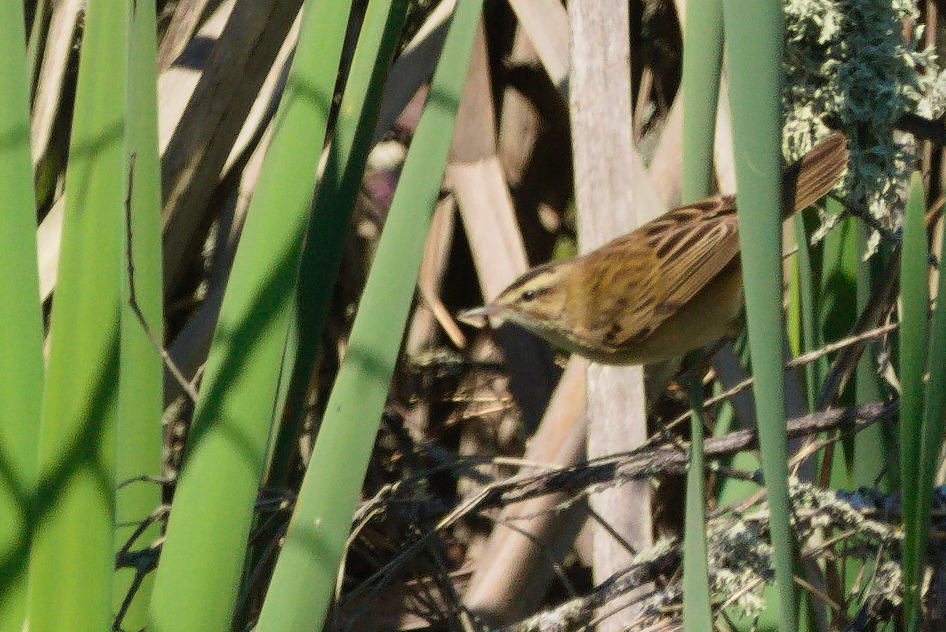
[521,290,536,301]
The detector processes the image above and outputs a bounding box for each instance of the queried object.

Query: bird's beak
[458,303,504,327]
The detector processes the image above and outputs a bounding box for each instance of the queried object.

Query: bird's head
[459,260,575,339]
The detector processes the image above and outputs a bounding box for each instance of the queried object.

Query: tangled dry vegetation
[28,0,946,629]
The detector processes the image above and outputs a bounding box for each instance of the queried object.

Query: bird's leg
[679,337,729,388]
[681,349,713,439]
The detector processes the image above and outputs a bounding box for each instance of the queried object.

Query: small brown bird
[459,133,849,365]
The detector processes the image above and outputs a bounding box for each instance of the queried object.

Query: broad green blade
[899,172,929,632]
[254,1,484,629]
[792,209,824,408]
[817,213,857,482]
[678,3,723,618]
[911,206,946,632]
[681,0,723,202]
[26,2,129,630]
[852,223,894,489]
[148,2,354,630]
[721,1,796,630]
[0,2,45,630]
[268,0,410,488]
[113,0,163,627]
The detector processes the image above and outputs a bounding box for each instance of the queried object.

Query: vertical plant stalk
[852,222,891,488]
[568,4,656,628]
[679,4,723,626]
[720,1,796,631]
[899,173,929,632]
[253,1,484,629]
[910,214,946,632]
[0,2,45,629]
[148,1,354,631]
[682,361,713,631]
[113,0,164,627]
[793,210,824,410]
[26,1,128,630]
[268,0,410,488]
[681,0,723,202]
[815,214,858,488]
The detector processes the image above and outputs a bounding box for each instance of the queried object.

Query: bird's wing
[582,195,741,348]
[642,195,741,319]
[574,133,848,352]
[574,235,665,348]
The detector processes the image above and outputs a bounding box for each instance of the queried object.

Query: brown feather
[463,133,850,365]
[572,132,848,354]
[783,132,849,216]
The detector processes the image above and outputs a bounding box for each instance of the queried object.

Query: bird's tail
[783,132,849,216]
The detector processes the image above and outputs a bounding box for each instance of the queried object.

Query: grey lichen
[783,0,942,252]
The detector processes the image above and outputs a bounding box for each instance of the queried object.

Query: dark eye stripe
[504,260,559,292]
[522,287,554,300]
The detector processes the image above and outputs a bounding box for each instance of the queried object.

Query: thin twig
[116,473,175,490]
[340,401,895,610]
[896,111,946,145]
[661,322,898,437]
[498,479,916,632]
[124,154,199,403]
[113,503,169,631]
[115,504,169,567]
[113,568,147,631]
